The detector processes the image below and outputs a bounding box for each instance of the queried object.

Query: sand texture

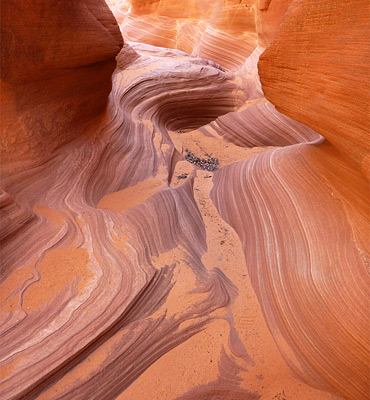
[1,1,369,399]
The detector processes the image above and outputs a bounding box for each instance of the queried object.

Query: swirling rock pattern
[108,0,259,71]
[108,0,294,70]
[0,0,123,173]
[258,0,370,177]
[1,0,369,400]
[211,142,370,400]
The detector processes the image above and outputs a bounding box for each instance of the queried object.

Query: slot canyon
[0,0,369,399]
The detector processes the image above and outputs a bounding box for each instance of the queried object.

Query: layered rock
[1,42,319,399]
[1,0,369,400]
[108,0,259,71]
[211,141,369,399]
[210,0,370,399]
[0,0,123,172]
[258,0,370,177]
[256,0,293,47]
[108,0,294,71]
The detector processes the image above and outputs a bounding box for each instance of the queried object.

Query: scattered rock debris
[273,390,287,400]
[184,149,219,171]
[177,130,186,133]
[177,173,188,180]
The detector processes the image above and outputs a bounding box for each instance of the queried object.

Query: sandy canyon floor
[1,1,369,400]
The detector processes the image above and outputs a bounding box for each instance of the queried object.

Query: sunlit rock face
[0,0,123,172]
[259,0,370,178]
[107,0,292,71]
[1,1,369,400]
[253,4,370,397]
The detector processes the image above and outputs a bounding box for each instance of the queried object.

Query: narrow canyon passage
[1,1,369,400]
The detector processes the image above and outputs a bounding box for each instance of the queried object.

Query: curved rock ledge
[0,1,368,400]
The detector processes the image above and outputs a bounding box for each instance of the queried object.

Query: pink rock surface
[258,0,370,178]
[0,0,123,172]
[109,0,259,71]
[0,1,368,400]
[211,141,369,399]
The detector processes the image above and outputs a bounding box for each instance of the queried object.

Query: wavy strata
[211,142,369,399]
[1,1,369,400]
